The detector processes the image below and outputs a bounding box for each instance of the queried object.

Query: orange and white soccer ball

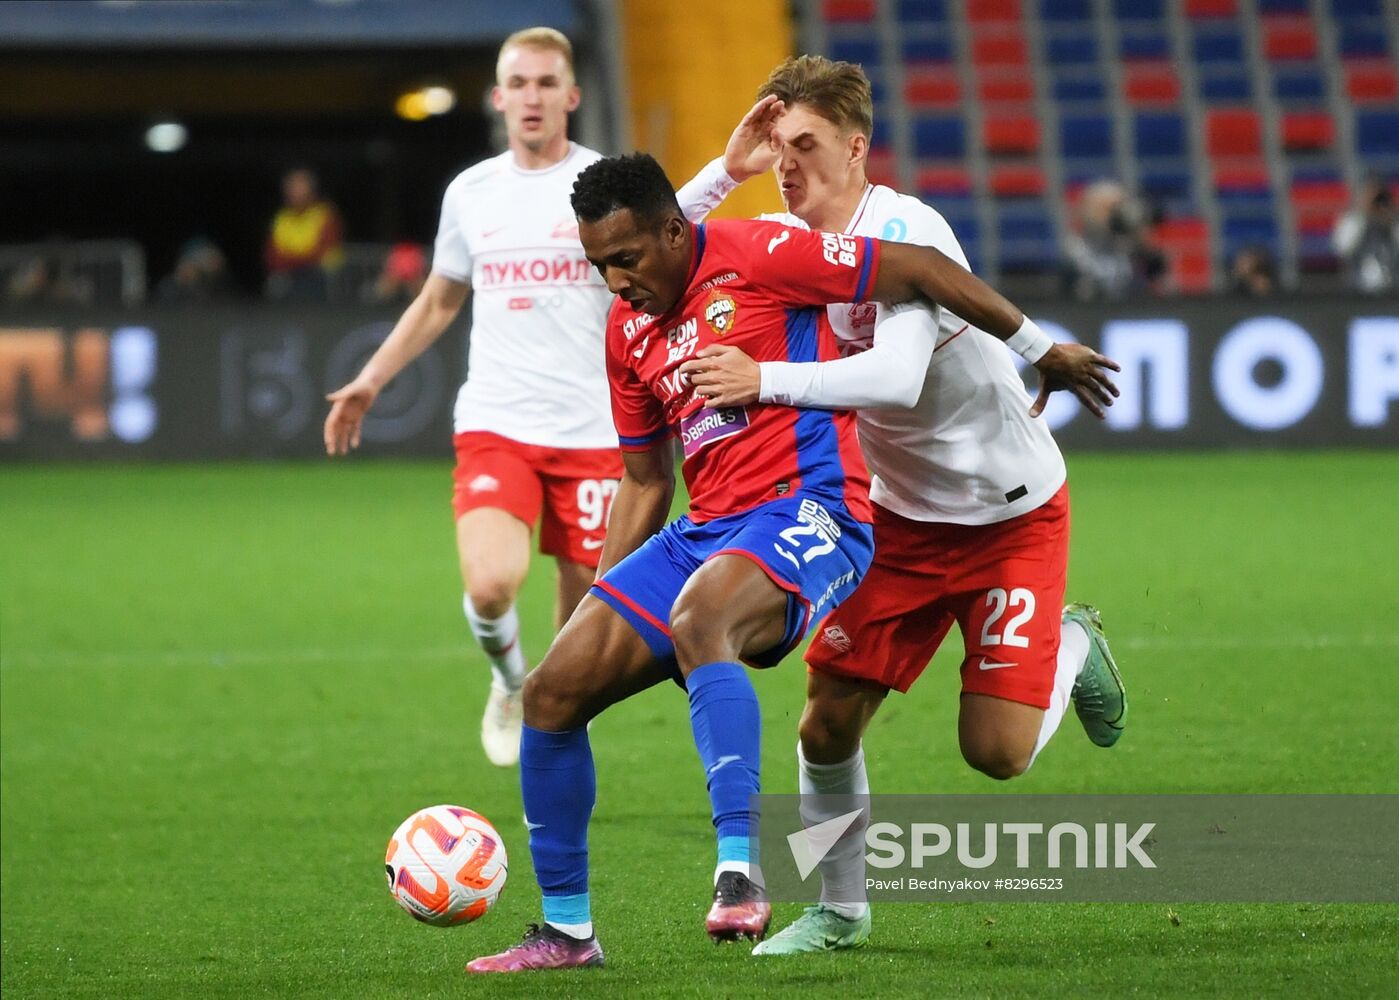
[384,805,508,926]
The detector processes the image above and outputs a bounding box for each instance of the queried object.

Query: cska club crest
[704,291,739,337]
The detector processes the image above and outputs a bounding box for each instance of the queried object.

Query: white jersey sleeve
[431,173,473,284]
[758,301,938,409]
[675,157,740,224]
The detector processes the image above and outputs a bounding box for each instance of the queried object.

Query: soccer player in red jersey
[673,57,1128,953]
[465,153,1116,973]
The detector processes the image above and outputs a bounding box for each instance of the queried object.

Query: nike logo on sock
[525,820,545,831]
[707,754,743,776]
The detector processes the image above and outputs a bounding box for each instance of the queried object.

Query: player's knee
[521,659,585,731]
[467,578,517,619]
[961,740,1033,781]
[668,603,734,672]
[798,705,862,764]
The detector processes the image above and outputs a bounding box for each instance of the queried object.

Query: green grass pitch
[2,453,1397,998]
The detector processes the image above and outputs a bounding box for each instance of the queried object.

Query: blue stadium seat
[1200,72,1252,101]
[1338,27,1389,58]
[1052,77,1107,103]
[898,0,948,22]
[1113,0,1164,19]
[1274,71,1326,101]
[1120,32,1171,60]
[1134,113,1187,158]
[1062,158,1117,186]
[902,36,955,63]
[871,116,893,151]
[1222,215,1281,258]
[1330,0,1382,18]
[1257,0,1308,11]
[1217,187,1275,207]
[1356,112,1399,155]
[913,116,967,158]
[829,37,882,68]
[1060,115,1113,158]
[1194,31,1245,64]
[998,211,1058,271]
[1047,35,1098,65]
[1140,168,1193,200]
[1040,0,1091,20]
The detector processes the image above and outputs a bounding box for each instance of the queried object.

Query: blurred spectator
[1062,180,1165,302]
[1229,244,1278,298]
[3,243,96,306]
[156,237,237,304]
[264,167,344,302]
[365,242,427,304]
[1333,174,1399,295]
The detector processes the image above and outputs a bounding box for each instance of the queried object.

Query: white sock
[798,742,870,921]
[1029,618,1090,767]
[546,920,593,940]
[463,595,526,692]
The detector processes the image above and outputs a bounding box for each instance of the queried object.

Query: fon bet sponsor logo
[821,232,859,268]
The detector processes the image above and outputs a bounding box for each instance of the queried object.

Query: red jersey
[606,219,879,523]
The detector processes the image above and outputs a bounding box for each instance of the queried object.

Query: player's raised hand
[1030,343,1121,420]
[722,95,785,182]
[324,379,379,455]
[680,344,762,407]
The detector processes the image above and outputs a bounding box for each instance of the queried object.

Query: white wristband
[1005,317,1054,364]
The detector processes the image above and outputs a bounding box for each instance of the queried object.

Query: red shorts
[805,484,1069,709]
[451,431,623,568]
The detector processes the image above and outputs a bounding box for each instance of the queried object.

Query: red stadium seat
[1152,217,1210,248]
[973,34,1029,67]
[990,165,1047,196]
[1213,163,1270,191]
[1345,60,1399,102]
[1281,112,1335,151]
[866,150,899,189]
[979,72,1035,103]
[916,165,973,195]
[967,0,1022,23]
[1170,251,1213,294]
[904,69,963,108]
[1206,109,1262,157]
[983,112,1041,154]
[1124,63,1181,105]
[1185,0,1236,16]
[1290,179,1349,233]
[1262,17,1318,61]
[823,0,876,21]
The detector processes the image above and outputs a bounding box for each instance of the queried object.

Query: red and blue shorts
[805,485,1070,709]
[451,431,623,569]
[591,493,874,671]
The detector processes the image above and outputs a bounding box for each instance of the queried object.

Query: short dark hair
[571,153,681,227]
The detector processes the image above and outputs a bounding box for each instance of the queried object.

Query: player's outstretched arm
[679,301,937,410]
[593,441,677,577]
[871,241,1122,418]
[323,272,470,455]
[674,96,785,223]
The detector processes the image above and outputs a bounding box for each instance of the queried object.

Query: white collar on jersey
[507,142,577,176]
[842,184,875,234]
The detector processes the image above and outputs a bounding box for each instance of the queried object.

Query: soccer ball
[384,805,508,925]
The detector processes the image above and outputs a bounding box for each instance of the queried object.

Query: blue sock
[686,661,761,865]
[520,725,594,924]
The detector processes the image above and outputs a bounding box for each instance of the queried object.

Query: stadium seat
[1345,61,1399,102]
[997,210,1057,272]
[1186,0,1237,15]
[1120,31,1172,61]
[973,34,1030,67]
[1214,164,1271,192]
[1113,0,1165,19]
[1221,214,1281,257]
[1061,114,1113,158]
[1040,0,1091,20]
[1125,64,1181,105]
[1263,17,1320,60]
[1330,0,1383,17]
[1281,112,1336,152]
[1046,34,1098,65]
[1273,70,1327,101]
[990,164,1048,197]
[1206,109,1263,158]
[913,116,968,158]
[1338,26,1389,58]
[1194,31,1245,64]
[829,37,882,68]
[896,0,948,22]
[824,0,877,22]
[1356,112,1399,155]
[1199,70,1252,101]
[916,165,974,196]
[1140,167,1193,201]
[966,0,1022,22]
[1052,76,1107,103]
[1290,178,1350,234]
[979,72,1035,103]
[984,113,1041,155]
[903,36,955,64]
[1135,113,1187,158]
[866,150,899,189]
[905,68,962,108]
[1257,0,1309,11]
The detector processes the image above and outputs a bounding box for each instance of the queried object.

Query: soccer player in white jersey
[674,56,1128,953]
[324,28,620,768]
